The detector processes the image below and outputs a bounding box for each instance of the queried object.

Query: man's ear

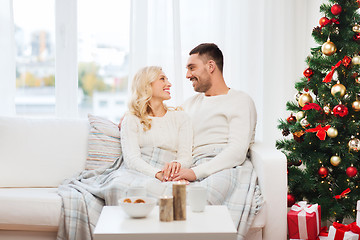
[208,60,216,73]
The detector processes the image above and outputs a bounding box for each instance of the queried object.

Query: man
[171,43,257,181]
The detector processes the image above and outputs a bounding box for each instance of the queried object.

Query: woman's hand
[155,171,164,181]
[162,162,181,181]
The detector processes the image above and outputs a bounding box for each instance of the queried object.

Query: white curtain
[0,0,15,116]
[0,0,326,145]
[129,0,326,145]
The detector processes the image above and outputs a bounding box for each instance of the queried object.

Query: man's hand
[172,168,196,182]
[162,162,181,181]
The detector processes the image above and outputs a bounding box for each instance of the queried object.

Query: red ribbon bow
[302,103,322,112]
[349,222,360,234]
[334,188,351,199]
[333,222,351,232]
[305,125,331,140]
[323,60,342,83]
[321,18,340,29]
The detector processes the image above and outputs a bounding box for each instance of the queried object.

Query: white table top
[94,205,237,240]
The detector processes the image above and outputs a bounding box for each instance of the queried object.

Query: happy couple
[57,43,262,240]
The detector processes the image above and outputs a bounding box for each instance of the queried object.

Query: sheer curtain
[0,0,15,116]
[0,0,325,145]
[129,0,326,145]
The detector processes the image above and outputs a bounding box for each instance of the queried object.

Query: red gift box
[328,222,360,240]
[288,201,321,240]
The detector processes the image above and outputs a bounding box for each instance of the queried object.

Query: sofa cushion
[0,116,89,187]
[0,188,61,231]
[85,114,121,170]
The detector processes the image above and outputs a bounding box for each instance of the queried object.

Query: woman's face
[151,71,172,101]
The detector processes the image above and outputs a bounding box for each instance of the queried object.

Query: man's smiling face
[186,53,212,93]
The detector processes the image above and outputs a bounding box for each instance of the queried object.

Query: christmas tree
[276,0,360,222]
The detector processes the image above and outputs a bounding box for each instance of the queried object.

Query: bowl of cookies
[118,197,157,218]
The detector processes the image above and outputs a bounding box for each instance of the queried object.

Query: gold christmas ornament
[352,55,360,65]
[331,83,346,98]
[298,93,313,107]
[353,24,360,33]
[352,100,360,111]
[330,155,341,166]
[296,111,305,121]
[321,39,336,56]
[327,127,338,138]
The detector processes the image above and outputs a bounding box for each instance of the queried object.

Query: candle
[159,196,173,222]
[172,182,186,220]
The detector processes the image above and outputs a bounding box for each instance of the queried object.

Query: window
[13,0,55,117]
[78,0,130,122]
[12,0,130,121]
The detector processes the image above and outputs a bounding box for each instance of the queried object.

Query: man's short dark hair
[189,43,224,73]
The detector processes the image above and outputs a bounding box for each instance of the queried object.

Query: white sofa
[0,116,287,240]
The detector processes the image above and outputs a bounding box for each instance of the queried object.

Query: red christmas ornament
[287,193,296,207]
[318,167,328,178]
[319,17,329,27]
[331,4,342,15]
[303,67,314,79]
[333,104,348,117]
[346,166,358,177]
[354,33,360,42]
[287,114,296,124]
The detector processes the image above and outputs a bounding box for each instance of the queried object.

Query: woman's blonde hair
[128,66,167,131]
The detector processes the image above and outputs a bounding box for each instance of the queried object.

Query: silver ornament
[324,105,331,114]
[300,118,310,128]
[295,92,302,102]
[348,137,360,151]
[344,93,350,100]
[353,24,360,33]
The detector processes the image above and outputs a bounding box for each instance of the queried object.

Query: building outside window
[13,0,130,122]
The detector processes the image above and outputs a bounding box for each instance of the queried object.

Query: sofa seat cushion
[0,188,61,232]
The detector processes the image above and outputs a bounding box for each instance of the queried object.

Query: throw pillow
[85,114,121,170]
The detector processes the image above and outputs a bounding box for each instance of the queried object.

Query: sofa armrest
[250,142,287,240]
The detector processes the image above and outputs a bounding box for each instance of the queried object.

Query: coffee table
[94,205,237,240]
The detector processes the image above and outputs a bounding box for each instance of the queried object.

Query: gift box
[288,201,321,240]
[328,222,360,240]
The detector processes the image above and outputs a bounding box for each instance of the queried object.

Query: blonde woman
[120,66,193,181]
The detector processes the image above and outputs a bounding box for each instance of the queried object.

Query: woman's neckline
[149,110,168,118]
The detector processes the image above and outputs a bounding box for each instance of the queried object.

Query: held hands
[162,161,181,181]
[155,162,196,182]
[172,168,196,182]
